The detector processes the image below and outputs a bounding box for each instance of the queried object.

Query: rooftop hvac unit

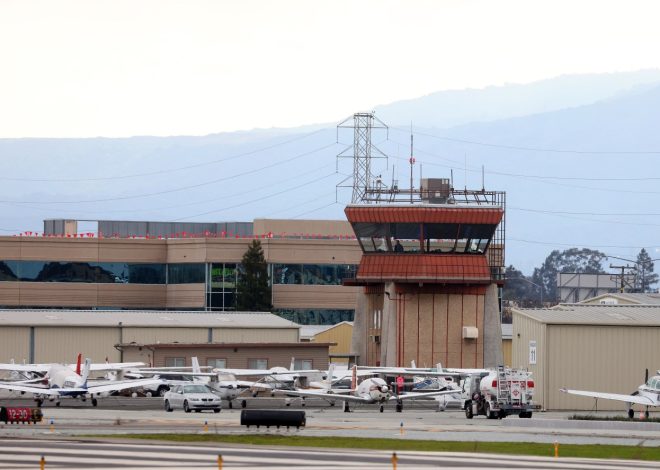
[420,178,451,203]
[462,326,478,339]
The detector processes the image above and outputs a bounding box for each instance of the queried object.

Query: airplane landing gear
[241,400,247,408]
[35,399,43,408]
[395,400,403,413]
[55,401,61,407]
[343,401,350,413]
[628,408,635,419]
[228,401,233,409]
[92,398,98,407]
[379,405,384,413]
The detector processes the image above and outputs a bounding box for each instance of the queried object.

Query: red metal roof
[345,206,503,225]
[356,254,492,284]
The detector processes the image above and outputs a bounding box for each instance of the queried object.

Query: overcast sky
[2,0,660,137]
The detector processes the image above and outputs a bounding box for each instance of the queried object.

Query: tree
[236,240,272,311]
[533,248,607,303]
[503,265,542,308]
[633,248,659,292]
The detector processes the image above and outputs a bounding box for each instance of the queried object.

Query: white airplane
[560,369,660,419]
[133,357,323,408]
[275,365,462,412]
[0,355,160,407]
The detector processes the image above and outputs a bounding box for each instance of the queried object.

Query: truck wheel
[485,402,495,419]
[465,405,474,419]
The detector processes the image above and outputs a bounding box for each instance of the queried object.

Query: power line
[0,142,339,205]
[388,138,660,184]
[509,237,653,250]
[173,172,338,221]
[391,126,660,155]
[0,128,329,182]
[0,162,339,217]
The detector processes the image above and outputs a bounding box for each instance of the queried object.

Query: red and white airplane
[560,369,660,419]
[0,354,159,407]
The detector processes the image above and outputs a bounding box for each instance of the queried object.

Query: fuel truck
[462,366,540,419]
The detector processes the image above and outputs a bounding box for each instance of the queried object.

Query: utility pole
[610,264,635,293]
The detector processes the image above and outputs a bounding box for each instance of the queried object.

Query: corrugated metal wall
[314,323,353,361]
[547,325,660,410]
[211,328,298,343]
[0,327,30,363]
[33,327,121,364]
[122,327,207,344]
[512,313,547,407]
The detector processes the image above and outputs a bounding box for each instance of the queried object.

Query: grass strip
[92,434,660,461]
[570,414,660,423]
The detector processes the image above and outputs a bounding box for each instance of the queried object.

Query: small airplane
[0,355,160,407]
[560,369,660,419]
[132,357,323,408]
[275,365,461,412]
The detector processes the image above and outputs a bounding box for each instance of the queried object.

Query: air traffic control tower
[339,113,505,369]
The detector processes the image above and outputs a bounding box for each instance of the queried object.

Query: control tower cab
[344,184,505,369]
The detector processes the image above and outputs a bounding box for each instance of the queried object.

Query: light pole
[517,277,544,307]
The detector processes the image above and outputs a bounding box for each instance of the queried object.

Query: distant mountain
[1,70,659,273]
[375,69,660,128]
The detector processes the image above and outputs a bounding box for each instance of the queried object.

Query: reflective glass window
[0,261,18,281]
[210,263,238,289]
[352,223,390,252]
[272,264,303,284]
[423,224,459,253]
[165,357,186,367]
[248,359,268,370]
[272,308,355,325]
[168,263,205,284]
[302,265,336,285]
[390,223,421,252]
[207,358,227,369]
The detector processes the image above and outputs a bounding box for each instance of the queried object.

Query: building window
[273,308,354,325]
[165,357,186,367]
[272,264,357,285]
[293,359,313,370]
[206,358,227,369]
[206,263,239,311]
[248,358,268,370]
[168,263,205,284]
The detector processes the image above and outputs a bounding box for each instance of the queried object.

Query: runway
[2,397,660,468]
[2,438,660,469]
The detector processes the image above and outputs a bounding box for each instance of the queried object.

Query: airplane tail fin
[411,360,416,368]
[81,358,91,387]
[325,363,335,389]
[290,357,295,371]
[75,353,82,375]
[350,365,357,391]
[436,362,443,373]
[192,356,201,374]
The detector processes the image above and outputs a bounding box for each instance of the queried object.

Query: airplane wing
[0,364,50,373]
[86,378,164,394]
[357,367,461,377]
[391,389,463,401]
[560,388,657,406]
[273,389,373,403]
[0,382,63,396]
[87,362,145,371]
[136,370,216,377]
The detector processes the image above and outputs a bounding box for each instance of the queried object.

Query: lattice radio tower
[336,112,388,203]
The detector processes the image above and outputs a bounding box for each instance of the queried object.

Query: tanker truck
[462,366,539,419]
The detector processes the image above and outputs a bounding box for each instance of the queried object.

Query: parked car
[164,384,221,413]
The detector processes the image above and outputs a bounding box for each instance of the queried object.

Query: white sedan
[164,384,221,413]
